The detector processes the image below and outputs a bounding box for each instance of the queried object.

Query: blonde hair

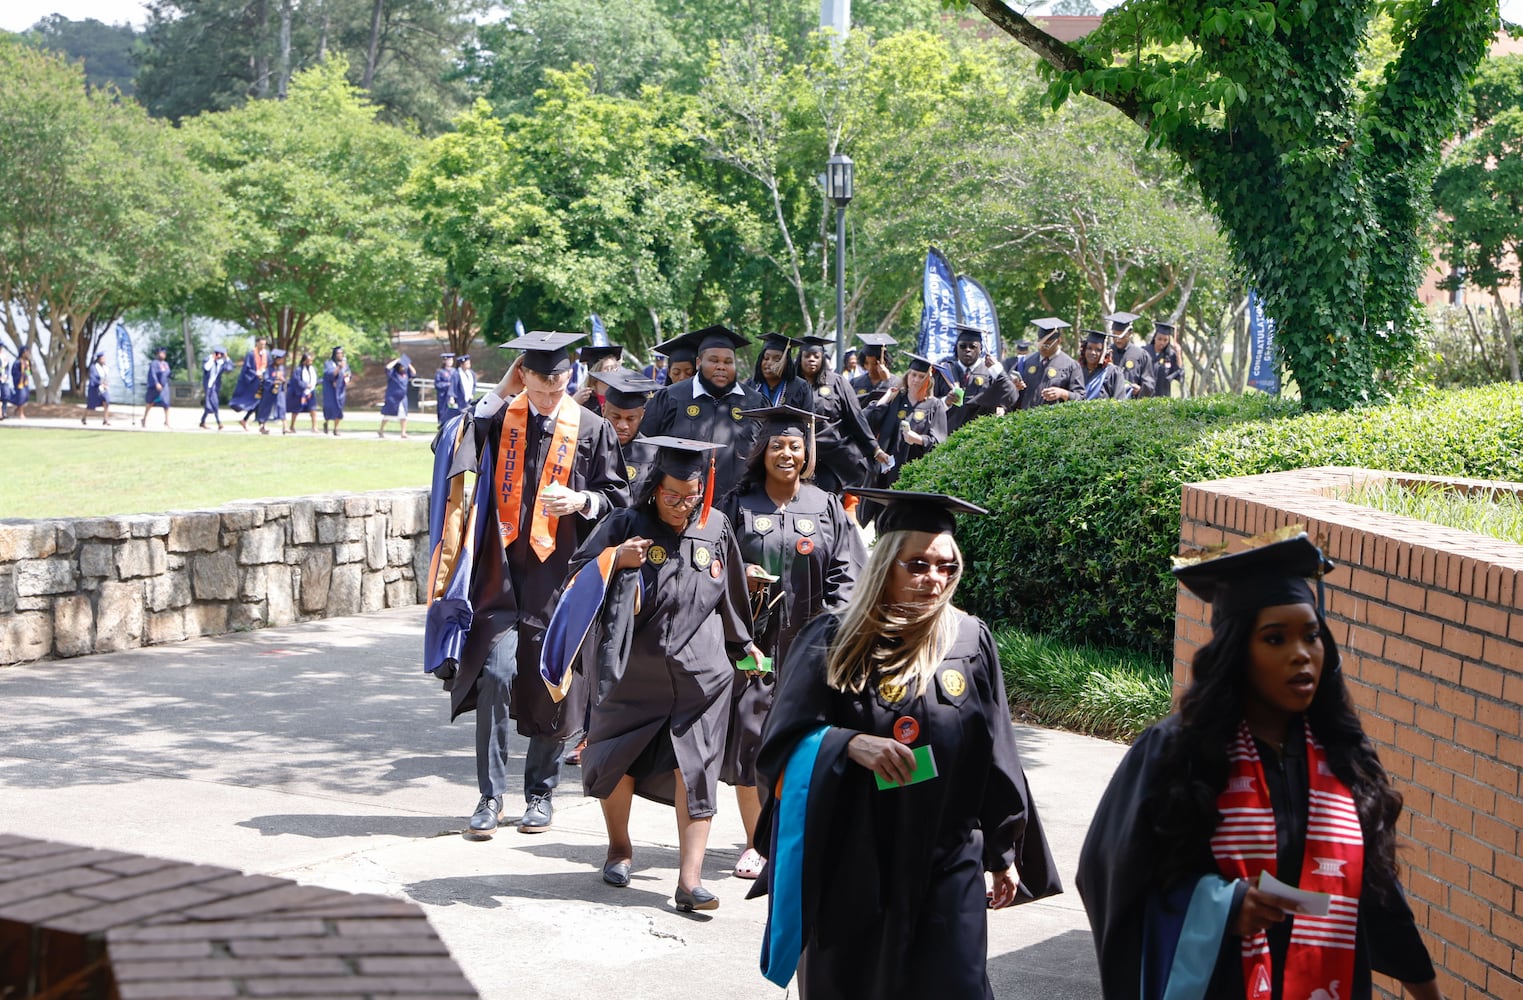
[824,530,962,698]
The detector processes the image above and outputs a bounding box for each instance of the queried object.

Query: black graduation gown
[1076,716,1436,1000]
[753,612,1062,1000]
[566,505,754,817]
[641,377,769,501]
[1080,362,1128,400]
[750,374,815,411]
[860,390,947,524]
[807,371,878,493]
[718,485,865,786]
[452,401,630,735]
[1113,342,1156,398]
[941,358,1019,435]
[1146,343,1183,395]
[849,370,890,402]
[618,435,660,502]
[1014,350,1085,409]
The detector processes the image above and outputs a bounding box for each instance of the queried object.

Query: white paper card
[1256,871,1331,916]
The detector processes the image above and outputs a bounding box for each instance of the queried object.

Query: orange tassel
[698,452,716,528]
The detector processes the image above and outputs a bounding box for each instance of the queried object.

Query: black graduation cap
[742,404,824,437]
[1152,322,1176,337]
[799,335,833,353]
[1172,529,1336,629]
[597,368,660,409]
[1029,317,1070,335]
[502,330,585,375]
[951,322,988,344]
[1105,311,1140,330]
[692,325,749,354]
[458,354,471,362]
[1082,329,1110,346]
[653,332,701,364]
[857,332,896,359]
[580,344,624,369]
[760,333,802,353]
[1013,340,1032,352]
[642,434,724,526]
[845,487,988,536]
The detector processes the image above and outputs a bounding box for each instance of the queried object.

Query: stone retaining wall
[0,489,431,665]
[1177,466,1523,1000]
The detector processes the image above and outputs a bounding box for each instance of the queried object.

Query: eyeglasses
[658,488,703,506]
[894,558,961,578]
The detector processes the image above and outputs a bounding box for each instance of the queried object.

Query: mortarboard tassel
[698,451,716,528]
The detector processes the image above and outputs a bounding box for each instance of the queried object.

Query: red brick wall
[1176,467,1523,1000]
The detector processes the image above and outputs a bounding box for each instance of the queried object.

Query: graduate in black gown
[753,489,1060,999]
[860,353,947,525]
[1077,532,1441,1000]
[941,324,1019,435]
[719,405,866,881]
[572,344,624,415]
[1013,319,1085,409]
[749,333,815,410]
[1078,330,1129,400]
[652,332,700,386]
[640,326,768,501]
[795,336,887,495]
[424,330,629,839]
[1146,322,1185,397]
[322,346,351,435]
[1103,312,1157,399]
[595,367,663,500]
[552,437,761,911]
[849,333,895,402]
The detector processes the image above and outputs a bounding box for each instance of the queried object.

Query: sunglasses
[894,558,961,578]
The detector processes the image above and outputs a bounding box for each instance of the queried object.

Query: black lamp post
[825,153,854,370]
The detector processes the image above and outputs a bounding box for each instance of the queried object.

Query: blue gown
[322,360,349,420]
[144,360,172,408]
[255,367,287,423]
[434,367,460,426]
[87,362,110,409]
[286,364,318,413]
[11,361,32,407]
[380,362,410,416]
[229,350,265,412]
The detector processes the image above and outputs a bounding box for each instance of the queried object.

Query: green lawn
[2,426,436,519]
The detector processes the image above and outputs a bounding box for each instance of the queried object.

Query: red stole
[1211,722,1363,1000]
[494,392,581,561]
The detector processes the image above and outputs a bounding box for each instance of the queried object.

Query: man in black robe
[1103,312,1157,398]
[596,367,663,500]
[940,323,1019,434]
[640,326,768,501]
[796,335,888,494]
[447,331,629,838]
[1013,319,1085,409]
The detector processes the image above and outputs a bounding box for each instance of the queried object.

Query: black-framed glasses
[894,558,961,578]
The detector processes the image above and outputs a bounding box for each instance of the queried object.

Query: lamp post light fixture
[826,153,854,370]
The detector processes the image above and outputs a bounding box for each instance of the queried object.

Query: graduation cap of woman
[857,332,896,359]
[580,344,624,369]
[642,434,725,527]
[844,487,988,535]
[596,367,660,409]
[741,404,826,479]
[1172,528,1336,629]
[502,330,586,375]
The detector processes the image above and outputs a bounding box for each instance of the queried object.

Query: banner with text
[955,274,1002,362]
[916,246,961,363]
[1246,290,1280,395]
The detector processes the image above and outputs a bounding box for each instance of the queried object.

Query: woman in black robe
[1076,532,1441,1000]
[719,406,866,880]
[794,336,889,495]
[859,355,948,526]
[563,437,763,911]
[753,489,1060,999]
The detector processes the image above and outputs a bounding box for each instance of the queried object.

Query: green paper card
[875,744,938,790]
[738,653,773,674]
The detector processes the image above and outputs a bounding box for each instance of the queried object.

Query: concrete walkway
[0,607,1128,998]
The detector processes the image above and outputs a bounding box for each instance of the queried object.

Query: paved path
[0,607,1127,998]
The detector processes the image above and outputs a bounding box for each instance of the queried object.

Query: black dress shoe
[602,860,631,887]
[468,796,503,837]
[518,794,553,833]
[674,884,719,912]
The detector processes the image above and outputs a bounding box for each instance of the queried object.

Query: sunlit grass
[994,628,1172,741]
[1342,478,1523,546]
[1,426,434,519]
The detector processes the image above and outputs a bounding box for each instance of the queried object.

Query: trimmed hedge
[995,628,1172,741]
[902,384,1523,661]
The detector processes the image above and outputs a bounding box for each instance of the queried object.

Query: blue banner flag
[515,318,526,339]
[916,246,961,363]
[1245,291,1280,395]
[955,274,1002,361]
[589,314,609,347]
[115,322,134,391]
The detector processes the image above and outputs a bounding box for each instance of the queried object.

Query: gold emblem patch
[625,464,637,481]
[897,409,908,420]
[819,386,831,396]
[878,678,908,704]
[912,411,925,424]
[973,376,985,386]
[1125,360,1135,369]
[648,545,667,565]
[941,669,967,697]
[685,404,700,417]
[1026,365,1037,375]
[693,546,712,568]
[1046,367,1058,378]
[795,517,815,535]
[754,516,774,532]
[732,406,744,421]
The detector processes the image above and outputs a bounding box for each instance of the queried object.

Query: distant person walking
[286,351,319,433]
[0,347,13,420]
[140,347,173,428]
[434,353,462,428]
[200,347,233,430]
[378,352,415,439]
[254,349,288,434]
[84,350,111,426]
[322,346,351,435]
[232,337,268,430]
[9,349,32,420]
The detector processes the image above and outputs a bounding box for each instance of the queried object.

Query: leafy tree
[1433,53,1523,382]
[0,37,225,402]
[181,58,437,356]
[966,0,1501,408]
[22,15,140,94]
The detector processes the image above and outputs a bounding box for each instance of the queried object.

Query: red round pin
[893,715,919,744]
[710,561,723,579]
[796,537,814,555]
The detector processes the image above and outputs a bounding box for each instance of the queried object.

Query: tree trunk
[181,310,198,376]
[277,0,293,99]
[363,0,385,91]
[1493,291,1520,383]
[316,0,330,60]
[251,0,270,98]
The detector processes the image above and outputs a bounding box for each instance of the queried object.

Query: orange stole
[494,393,581,561]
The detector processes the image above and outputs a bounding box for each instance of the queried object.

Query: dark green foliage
[22,15,140,95]
[900,385,1523,660]
[995,627,1170,740]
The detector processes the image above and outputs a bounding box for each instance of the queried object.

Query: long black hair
[1149,610,1405,901]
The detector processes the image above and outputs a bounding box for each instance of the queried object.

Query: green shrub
[905,384,1523,660]
[995,628,1172,741]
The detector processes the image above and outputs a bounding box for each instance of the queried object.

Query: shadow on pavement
[237,813,464,839]
[987,928,1098,999]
